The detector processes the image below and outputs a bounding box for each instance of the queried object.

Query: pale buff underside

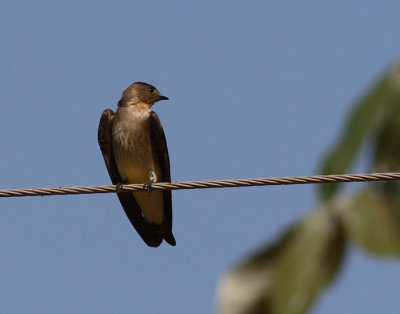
[112,104,164,224]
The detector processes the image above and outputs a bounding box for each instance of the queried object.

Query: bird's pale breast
[112,107,154,181]
[112,106,164,224]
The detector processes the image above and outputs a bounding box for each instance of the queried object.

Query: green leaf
[217,207,346,314]
[371,63,400,172]
[338,190,400,255]
[318,61,400,200]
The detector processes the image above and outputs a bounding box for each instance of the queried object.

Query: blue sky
[1,2,400,313]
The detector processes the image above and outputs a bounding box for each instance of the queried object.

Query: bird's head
[118,82,168,107]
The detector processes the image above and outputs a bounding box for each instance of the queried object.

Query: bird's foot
[144,171,157,194]
[116,183,123,193]
[143,180,152,193]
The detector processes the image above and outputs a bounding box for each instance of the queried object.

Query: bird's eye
[148,87,155,93]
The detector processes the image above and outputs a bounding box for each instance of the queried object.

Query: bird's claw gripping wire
[143,171,157,194]
[116,183,123,193]
[143,181,152,193]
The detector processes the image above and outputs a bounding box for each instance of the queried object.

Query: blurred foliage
[218,61,400,314]
[319,62,400,200]
[341,191,400,255]
[218,207,345,314]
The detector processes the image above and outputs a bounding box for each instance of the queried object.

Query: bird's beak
[159,95,169,101]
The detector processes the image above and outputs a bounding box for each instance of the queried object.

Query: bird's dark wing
[98,109,163,247]
[149,111,176,246]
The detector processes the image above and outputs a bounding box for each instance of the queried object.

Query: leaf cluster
[218,61,400,314]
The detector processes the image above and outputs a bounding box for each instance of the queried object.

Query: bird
[98,82,176,247]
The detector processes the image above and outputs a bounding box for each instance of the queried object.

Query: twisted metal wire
[1,172,400,198]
